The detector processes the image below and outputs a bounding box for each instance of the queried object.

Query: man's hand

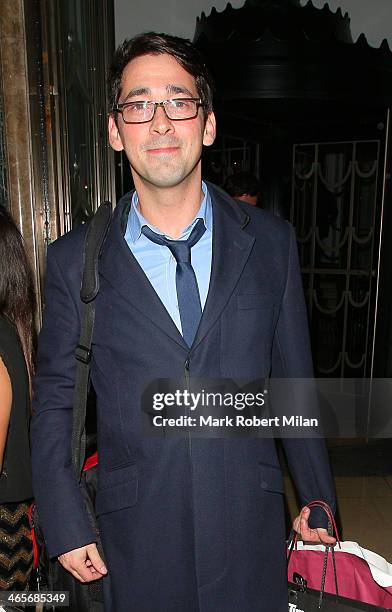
[58,543,108,582]
[293,506,336,545]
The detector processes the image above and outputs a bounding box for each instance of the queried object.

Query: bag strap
[71,201,112,480]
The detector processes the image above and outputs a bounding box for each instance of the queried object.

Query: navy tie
[142,219,206,347]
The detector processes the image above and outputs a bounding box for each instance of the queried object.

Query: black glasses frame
[112,98,204,124]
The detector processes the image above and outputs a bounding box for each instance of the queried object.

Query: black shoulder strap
[72,201,112,480]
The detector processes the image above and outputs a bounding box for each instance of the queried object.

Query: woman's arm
[0,357,12,471]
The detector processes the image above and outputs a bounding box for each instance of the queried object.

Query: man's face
[108,53,216,190]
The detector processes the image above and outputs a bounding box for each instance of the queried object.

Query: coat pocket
[237,293,276,310]
[95,478,138,516]
[259,463,285,494]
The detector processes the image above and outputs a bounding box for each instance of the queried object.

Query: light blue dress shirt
[124,182,213,335]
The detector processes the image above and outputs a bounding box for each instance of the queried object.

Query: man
[31,33,336,612]
[224,171,261,206]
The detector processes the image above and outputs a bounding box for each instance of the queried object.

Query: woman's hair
[0,206,36,393]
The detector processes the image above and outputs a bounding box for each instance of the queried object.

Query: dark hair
[224,172,261,198]
[0,206,36,394]
[107,32,214,119]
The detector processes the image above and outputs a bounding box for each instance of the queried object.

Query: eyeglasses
[112,98,203,124]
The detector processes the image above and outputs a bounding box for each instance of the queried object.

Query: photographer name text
[151,415,318,428]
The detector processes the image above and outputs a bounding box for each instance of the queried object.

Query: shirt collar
[126,181,212,244]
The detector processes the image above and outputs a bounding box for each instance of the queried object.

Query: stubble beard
[131,149,202,190]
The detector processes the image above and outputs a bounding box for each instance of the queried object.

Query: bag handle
[287,500,340,608]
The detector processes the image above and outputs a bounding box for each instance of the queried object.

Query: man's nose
[149,105,174,135]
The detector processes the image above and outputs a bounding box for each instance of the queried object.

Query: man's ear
[203,112,216,147]
[108,114,124,152]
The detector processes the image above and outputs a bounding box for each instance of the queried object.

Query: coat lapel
[99,185,255,352]
[192,183,255,350]
[99,192,188,349]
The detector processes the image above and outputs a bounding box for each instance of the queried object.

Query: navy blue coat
[31,183,336,612]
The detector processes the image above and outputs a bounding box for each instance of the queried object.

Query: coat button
[260,480,268,489]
